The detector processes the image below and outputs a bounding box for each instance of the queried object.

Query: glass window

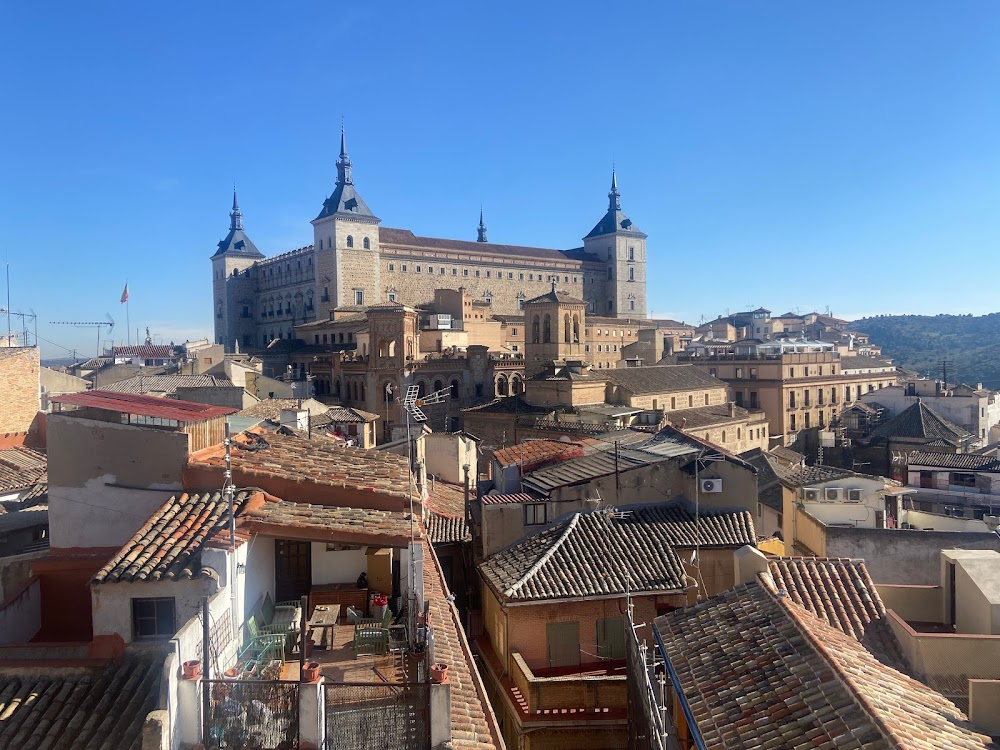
[355,290,364,306]
[132,597,175,640]
[524,503,547,526]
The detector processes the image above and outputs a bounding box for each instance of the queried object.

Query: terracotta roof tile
[0,656,161,750]
[111,344,177,359]
[423,539,502,750]
[653,584,996,750]
[481,502,754,603]
[492,440,585,470]
[424,513,470,544]
[907,451,1000,471]
[601,365,725,395]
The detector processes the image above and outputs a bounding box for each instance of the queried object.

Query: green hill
[851,313,1000,390]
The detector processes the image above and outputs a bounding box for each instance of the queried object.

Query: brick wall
[0,348,39,438]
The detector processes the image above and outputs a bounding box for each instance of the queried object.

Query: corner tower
[311,127,381,317]
[211,191,264,351]
[582,169,647,318]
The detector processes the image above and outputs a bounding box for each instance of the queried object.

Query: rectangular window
[596,617,625,658]
[749,368,757,379]
[132,597,175,640]
[524,503,547,526]
[388,292,397,302]
[401,264,407,272]
[415,265,421,273]
[735,368,743,378]
[388,263,395,271]
[463,269,469,276]
[475,270,481,277]
[486,270,491,277]
[508,272,514,279]
[951,472,977,488]
[355,290,364,306]
[452,268,457,275]
[790,414,796,431]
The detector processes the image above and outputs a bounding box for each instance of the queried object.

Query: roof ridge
[768,584,902,748]
[503,512,581,599]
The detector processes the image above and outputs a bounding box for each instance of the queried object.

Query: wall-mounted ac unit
[847,489,862,502]
[701,478,723,494]
[803,488,820,502]
[825,488,843,502]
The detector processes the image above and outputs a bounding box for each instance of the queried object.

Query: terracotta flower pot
[302,662,322,682]
[182,659,201,680]
[430,662,449,684]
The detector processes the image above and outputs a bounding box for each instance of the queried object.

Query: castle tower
[523,284,587,377]
[366,303,419,434]
[582,169,647,318]
[311,127,381,318]
[211,190,264,351]
[477,208,488,243]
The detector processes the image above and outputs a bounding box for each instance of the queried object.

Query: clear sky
[2,2,999,359]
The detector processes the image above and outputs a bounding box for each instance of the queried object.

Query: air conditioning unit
[825,488,843,502]
[802,488,820,502]
[901,522,915,530]
[701,478,723,494]
[847,489,862,503]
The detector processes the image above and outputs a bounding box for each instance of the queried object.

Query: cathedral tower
[211,191,264,351]
[311,127,382,317]
[582,169,647,318]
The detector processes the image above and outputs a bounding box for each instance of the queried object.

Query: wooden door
[275,540,312,605]
[546,620,580,668]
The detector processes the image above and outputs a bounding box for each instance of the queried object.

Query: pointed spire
[477,206,488,243]
[609,166,621,211]
[337,122,353,186]
[230,188,244,231]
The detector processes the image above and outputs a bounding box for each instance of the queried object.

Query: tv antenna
[50,313,115,357]
[0,308,37,347]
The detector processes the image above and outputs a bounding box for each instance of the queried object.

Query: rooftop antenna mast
[50,314,115,357]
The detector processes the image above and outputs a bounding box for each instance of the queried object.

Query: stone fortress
[211,129,649,353]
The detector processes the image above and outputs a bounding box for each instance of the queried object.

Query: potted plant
[182,659,201,680]
[302,662,322,682]
[430,662,449,684]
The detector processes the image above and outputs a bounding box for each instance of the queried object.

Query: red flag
[120,283,129,304]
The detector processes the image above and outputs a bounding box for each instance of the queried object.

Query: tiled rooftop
[480,502,754,603]
[907,451,1000,471]
[237,397,332,420]
[0,656,161,750]
[101,374,234,395]
[111,344,178,359]
[871,401,972,445]
[0,447,46,493]
[772,463,857,488]
[190,431,413,503]
[462,396,551,415]
[424,513,470,544]
[654,583,996,750]
[94,490,416,584]
[601,364,725,395]
[762,556,909,671]
[480,492,544,506]
[492,439,584,469]
[423,539,502,750]
[664,402,761,429]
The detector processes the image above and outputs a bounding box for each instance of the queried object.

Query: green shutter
[596,616,625,659]
[546,621,580,667]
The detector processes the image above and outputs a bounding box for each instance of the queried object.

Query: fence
[324,683,430,750]
[204,679,299,750]
[625,605,670,750]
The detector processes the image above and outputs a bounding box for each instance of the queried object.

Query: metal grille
[205,679,299,749]
[626,607,670,750]
[324,683,430,750]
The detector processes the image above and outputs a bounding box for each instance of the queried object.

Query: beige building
[678,340,898,446]
[213,131,650,352]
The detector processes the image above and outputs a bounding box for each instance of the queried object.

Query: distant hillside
[851,313,1000,390]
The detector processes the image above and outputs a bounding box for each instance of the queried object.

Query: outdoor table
[307,604,340,650]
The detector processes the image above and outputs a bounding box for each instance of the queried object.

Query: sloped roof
[462,396,550,415]
[237,397,330,419]
[654,583,996,750]
[0,657,162,750]
[772,463,856,488]
[601,365,725,395]
[907,451,1000,471]
[52,391,235,422]
[480,503,755,603]
[111,345,178,359]
[101,374,234,396]
[762,556,909,672]
[0,448,46,493]
[424,513,470,544]
[492,439,584,469]
[740,448,783,511]
[871,401,971,445]
[213,226,264,258]
[94,490,416,583]
[523,287,586,306]
[380,227,589,263]
[316,180,378,222]
[665,403,760,429]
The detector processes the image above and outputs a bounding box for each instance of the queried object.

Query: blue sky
[2,2,999,359]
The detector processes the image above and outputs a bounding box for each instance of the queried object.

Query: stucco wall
[311,544,367,587]
[91,577,212,644]
[824,527,1000,584]
[47,414,187,549]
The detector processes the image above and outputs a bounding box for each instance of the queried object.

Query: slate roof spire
[609,167,620,211]
[477,207,488,243]
[230,189,243,231]
[337,124,353,186]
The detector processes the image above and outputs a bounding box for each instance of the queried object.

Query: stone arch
[433,379,444,395]
[450,379,461,399]
[363,237,370,250]
[573,315,581,343]
[347,235,354,248]
[378,339,387,358]
[360,382,366,402]
[532,315,540,344]
[383,380,394,404]
[388,340,397,358]
[496,374,509,397]
[564,314,571,343]
[543,314,551,343]
[511,374,523,395]
[417,380,427,399]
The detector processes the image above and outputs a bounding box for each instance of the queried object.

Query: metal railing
[626,606,671,750]
[204,679,299,750]
[324,683,430,750]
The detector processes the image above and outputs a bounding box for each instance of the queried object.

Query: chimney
[280,408,309,433]
[729,401,736,418]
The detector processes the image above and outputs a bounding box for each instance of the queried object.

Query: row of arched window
[530,313,581,344]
